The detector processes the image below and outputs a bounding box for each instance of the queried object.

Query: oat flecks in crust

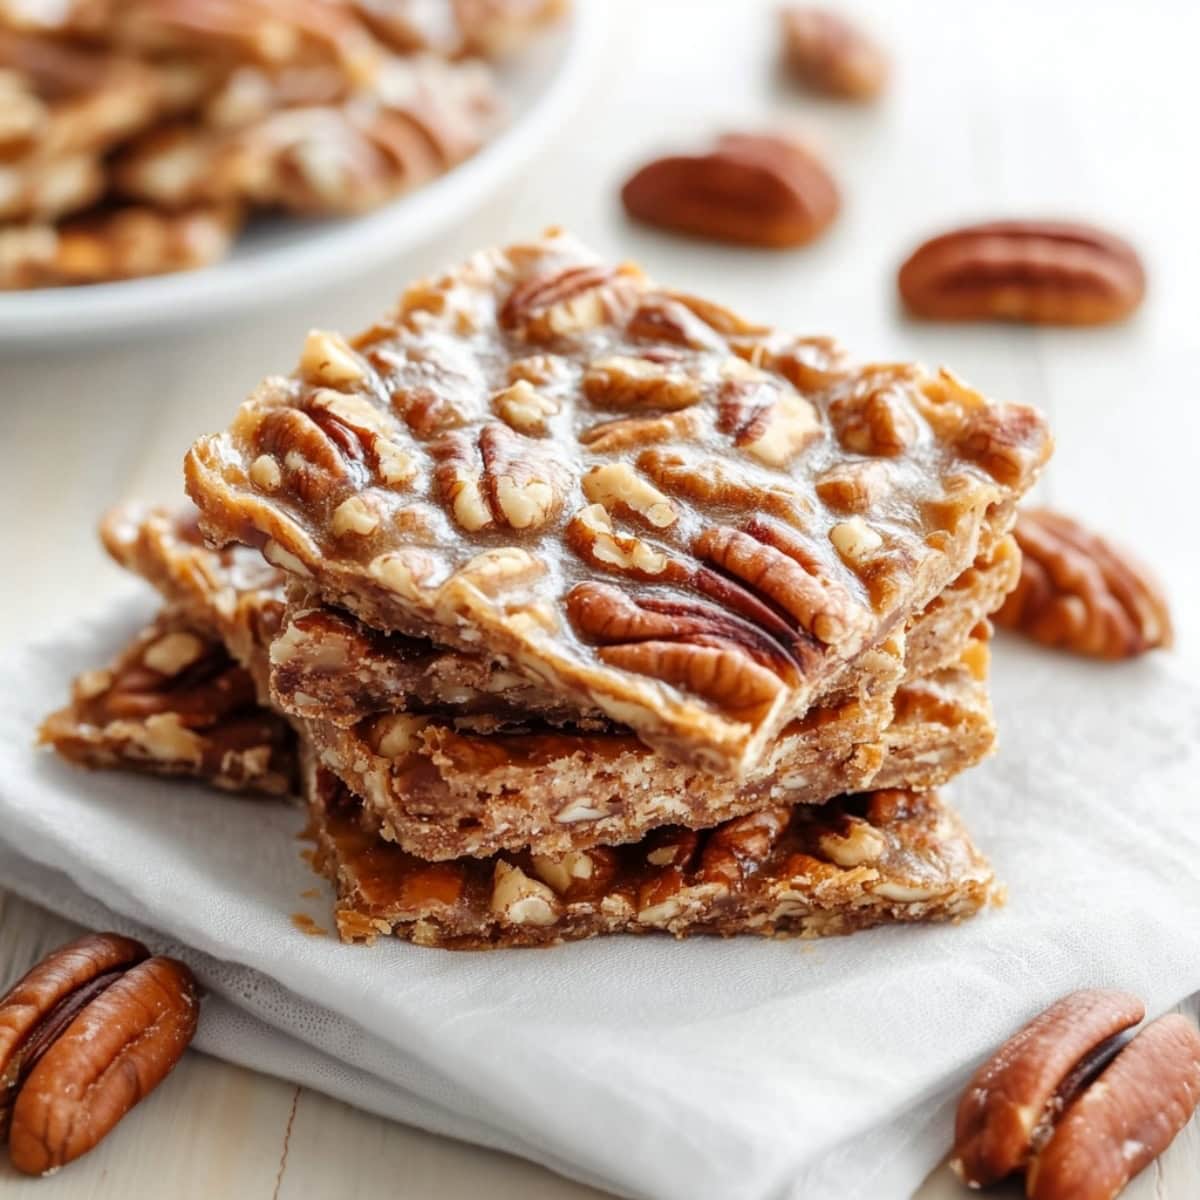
[309,763,998,950]
[185,229,1052,776]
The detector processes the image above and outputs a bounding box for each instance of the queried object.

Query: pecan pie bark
[306,758,998,949]
[273,532,1019,728]
[39,614,295,796]
[0,204,241,289]
[102,501,892,732]
[114,55,498,216]
[185,230,1052,776]
[0,28,208,162]
[13,0,382,82]
[309,632,994,860]
[104,502,1003,858]
[355,0,569,60]
[101,503,283,700]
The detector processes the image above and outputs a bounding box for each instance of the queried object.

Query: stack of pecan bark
[0,0,565,288]
[43,228,1057,949]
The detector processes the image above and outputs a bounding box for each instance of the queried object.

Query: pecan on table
[898,220,1145,325]
[1026,1014,1200,1200]
[0,932,198,1176]
[951,990,1200,1199]
[779,7,888,101]
[621,133,839,248]
[995,508,1172,658]
[951,989,1145,1187]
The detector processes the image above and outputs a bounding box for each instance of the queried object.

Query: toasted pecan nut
[898,220,1145,325]
[995,509,1172,658]
[1026,1014,1200,1200]
[780,7,888,101]
[951,989,1145,1187]
[621,133,839,249]
[0,932,148,1134]
[1,933,198,1176]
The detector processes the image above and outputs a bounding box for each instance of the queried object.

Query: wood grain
[2,0,1197,1195]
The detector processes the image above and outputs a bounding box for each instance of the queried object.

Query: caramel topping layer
[186,230,1051,775]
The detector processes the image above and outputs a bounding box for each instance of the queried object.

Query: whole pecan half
[621,133,839,249]
[1,932,199,1176]
[951,988,1145,1187]
[1027,1013,1200,1200]
[897,220,1145,325]
[780,7,888,101]
[995,508,1172,658]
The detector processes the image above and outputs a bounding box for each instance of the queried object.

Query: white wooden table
[2,1,1198,1195]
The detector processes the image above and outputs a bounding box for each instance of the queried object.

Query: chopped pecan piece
[995,509,1172,658]
[621,133,839,248]
[829,379,917,457]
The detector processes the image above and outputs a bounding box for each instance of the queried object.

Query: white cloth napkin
[2,593,1199,1200]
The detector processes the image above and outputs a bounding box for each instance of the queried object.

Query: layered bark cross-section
[185,229,1052,775]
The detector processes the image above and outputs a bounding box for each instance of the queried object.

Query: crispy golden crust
[185,230,1051,776]
[306,756,998,949]
[310,637,993,860]
[38,613,295,796]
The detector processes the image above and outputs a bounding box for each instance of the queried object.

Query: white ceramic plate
[0,1,601,350]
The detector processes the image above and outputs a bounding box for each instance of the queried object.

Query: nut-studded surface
[274,530,1019,729]
[0,204,241,289]
[39,613,295,797]
[306,755,997,949]
[185,229,1052,776]
[102,501,611,725]
[994,508,1172,659]
[109,475,1019,744]
[114,54,499,217]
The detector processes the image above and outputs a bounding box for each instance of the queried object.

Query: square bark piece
[185,230,1051,776]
